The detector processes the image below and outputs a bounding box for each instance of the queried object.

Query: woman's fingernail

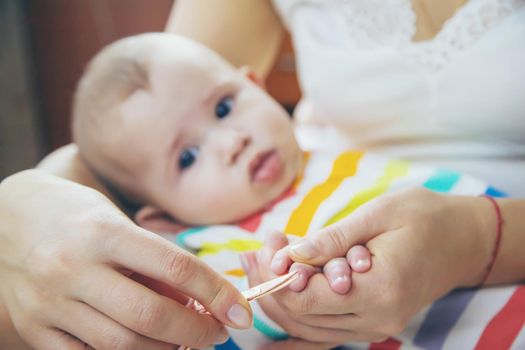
[227,304,252,329]
[290,240,317,260]
[215,327,229,344]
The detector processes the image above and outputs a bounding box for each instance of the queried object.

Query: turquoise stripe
[423,169,461,193]
[253,314,289,340]
[175,226,208,249]
[484,186,508,198]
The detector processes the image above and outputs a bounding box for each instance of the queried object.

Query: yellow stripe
[284,151,363,236]
[325,160,409,226]
[198,239,262,256]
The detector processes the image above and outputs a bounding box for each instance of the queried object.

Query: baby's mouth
[249,150,284,184]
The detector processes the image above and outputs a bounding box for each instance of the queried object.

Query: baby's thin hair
[72,34,157,206]
[72,35,151,148]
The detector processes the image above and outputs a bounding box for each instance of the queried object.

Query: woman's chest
[276,0,525,141]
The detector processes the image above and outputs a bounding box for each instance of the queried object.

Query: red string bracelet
[480,195,504,286]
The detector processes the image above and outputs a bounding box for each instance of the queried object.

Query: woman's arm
[487,197,525,284]
[165,0,285,79]
[285,190,525,287]
[0,300,31,350]
[37,143,109,194]
[244,189,525,344]
[0,170,250,349]
[37,143,119,206]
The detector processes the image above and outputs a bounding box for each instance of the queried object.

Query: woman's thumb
[287,213,379,265]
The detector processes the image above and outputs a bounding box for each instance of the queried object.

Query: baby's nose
[216,128,251,164]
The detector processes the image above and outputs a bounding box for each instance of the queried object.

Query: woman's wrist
[478,196,503,285]
[454,195,500,288]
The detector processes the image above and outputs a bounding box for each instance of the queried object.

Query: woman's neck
[411,0,468,42]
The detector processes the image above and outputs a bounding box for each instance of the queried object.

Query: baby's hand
[269,232,371,294]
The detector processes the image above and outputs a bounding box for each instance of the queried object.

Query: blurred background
[0,0,300,180]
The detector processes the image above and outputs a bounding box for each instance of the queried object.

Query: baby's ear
[134,206,186,234]
[239,65,266,89]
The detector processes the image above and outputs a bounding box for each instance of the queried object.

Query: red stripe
[237,187,296,233]
[238,212,263,232]
[369,337,402,350]
[474,285,525,350]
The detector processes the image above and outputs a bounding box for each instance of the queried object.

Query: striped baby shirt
[163,150,523,350]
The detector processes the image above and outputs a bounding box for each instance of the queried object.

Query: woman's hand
[240,232,373,346]
[0,170,252,349]
[268,233,371,294]
[248,188,495,343]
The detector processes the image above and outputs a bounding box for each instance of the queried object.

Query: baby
[72,33,508,349]
[73,32,369,292]
[73,32,302,226]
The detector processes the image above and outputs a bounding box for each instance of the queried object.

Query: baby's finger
[271,247,293,275]
[288,263,320,292]
[264,230,289,250]
[346,245,371,273]
[323,258,351,294]
[241,251,265,287]
[258,231,290,266]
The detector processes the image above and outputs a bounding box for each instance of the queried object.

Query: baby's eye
[215,96,233,119]
[179,147,199,170]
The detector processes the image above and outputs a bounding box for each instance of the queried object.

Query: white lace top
[272,0,525,196]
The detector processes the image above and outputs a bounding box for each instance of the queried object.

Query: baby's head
[73,33,302,228]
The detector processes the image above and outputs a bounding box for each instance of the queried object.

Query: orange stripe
[474,285,525,350]
[225,269,246,277]
[284,151,363,236]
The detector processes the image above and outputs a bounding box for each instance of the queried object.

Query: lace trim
[334,0,525,72]
[336,0,416,47]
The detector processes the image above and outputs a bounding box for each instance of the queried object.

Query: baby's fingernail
[270,257,285,273]
[289,272,306,292]
[227,304,252,329]
[349,256,371,272]
[331,273,350,294]
[185,298,195,308]
[355,258,370,269]
[290,240,317,260]
[332,274,348,285]
[215,327,229,344]
[257,247,274,265]
[239,253,251,273]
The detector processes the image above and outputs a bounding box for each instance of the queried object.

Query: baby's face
[119,39,302,225]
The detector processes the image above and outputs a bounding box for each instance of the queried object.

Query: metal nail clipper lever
[180,270,299,350]
[241,270,299,301]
